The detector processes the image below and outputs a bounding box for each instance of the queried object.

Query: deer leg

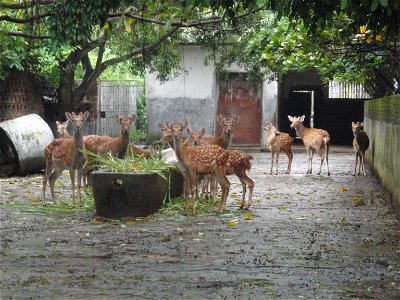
[286,150,293,174]
[353,152,358,176]
[77,169,83,206]
[316,149,325,175]
[190,172,198,215]
[48,168,63,204]
[358,152,363,175]
[275,152,279,175]
[42,160,53,205]
[269,151,274,175]
[216,169,230,213]
[183,172,190,215]
[69,169,76,208]
[361,152,367,176]
[200,175,208,200]
[239,178,247,210]
[238,171,255,210]
[306,148,312,174]
[325,145,330,176]
[209,175,217,203]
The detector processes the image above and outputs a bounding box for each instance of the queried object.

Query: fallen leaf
[198,232,205,236]
[228,219,239,227]
[243,212,254,220]
[278,206,287,212]
[161,235,171,242]
[339,187,348,192]
[352,197,365,206]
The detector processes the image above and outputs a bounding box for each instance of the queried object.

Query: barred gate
[97,81,144,138]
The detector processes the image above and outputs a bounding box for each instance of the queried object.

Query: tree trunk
[57,68,75,104]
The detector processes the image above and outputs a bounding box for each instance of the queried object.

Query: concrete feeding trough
[0,114,54,176]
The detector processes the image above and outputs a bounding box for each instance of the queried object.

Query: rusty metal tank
[0,114,54,176]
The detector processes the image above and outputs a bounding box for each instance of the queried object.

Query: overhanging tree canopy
[0,0,262,103]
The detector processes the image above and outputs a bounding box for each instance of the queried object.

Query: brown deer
[352,121,369,176]
[42,111,89,207]
[187,126,255,210]
[83,114,136,185]
[288,115,331,176]
[263,122,294,175]
[167,121,231,215]
[187,115,239,199]
[128,143,156,158]
[56,121,71,138]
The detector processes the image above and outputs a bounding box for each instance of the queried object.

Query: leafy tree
[0,0,262,103]
[253,0,400,97]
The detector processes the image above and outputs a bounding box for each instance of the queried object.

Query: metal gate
[97,81,144,137]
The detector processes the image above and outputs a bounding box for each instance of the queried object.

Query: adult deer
[263,122,294,175]
[288,115,331,176]
[167,121,230,215]
[42,111,89,207]
[187,126,255,210]
[351,121,369,176]
[83,114,136,186]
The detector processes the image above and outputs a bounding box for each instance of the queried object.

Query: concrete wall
[364,95,400,217]
[147,46,217,142]
[146,45,279,143]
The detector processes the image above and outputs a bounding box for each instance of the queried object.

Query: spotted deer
[167,121,231,215]
[83,114,136,186]
[187,115,239,199]
[288,115,331,176]
[263,122,294,175]
[352,121,369,176]
[187,126,255,209]
[42,111,89,207]
[56,121,71,138]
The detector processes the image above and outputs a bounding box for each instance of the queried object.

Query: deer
[187,126,255,210]
[166,121,231,215]
[351,121,370,176]
[42,111,89,207]
[83,114,136,186]
[288,115,331,176]
[263,122,294,175]
[128,143,156,158]
[186,115,239,199]
[56,121,71,138]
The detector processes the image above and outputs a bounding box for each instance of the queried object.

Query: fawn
[187,126,255,210]
[167,121,230,215]
[42,111,89,207]
[352,121,369,176]
[288,115,331,175]
[56,121,71,138]
[263,122,294,175]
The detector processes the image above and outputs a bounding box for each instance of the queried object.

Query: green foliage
[85,150,180,180]
[136,94,147,131]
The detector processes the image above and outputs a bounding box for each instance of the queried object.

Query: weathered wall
[364,95,400,217]
[146,45,278,143]
[147,46,216,142]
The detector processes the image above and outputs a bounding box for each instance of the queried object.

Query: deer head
[352,121,364,134]
[288,115,305,130]
[56,121,70,138]
[113,114,136,134]
[187,126,206,146]
[65,111,90,133]
[217,115,240,136]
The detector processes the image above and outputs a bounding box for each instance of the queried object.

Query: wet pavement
[0,146,399,299]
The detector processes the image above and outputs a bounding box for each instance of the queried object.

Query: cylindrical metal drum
[0,114,54,175]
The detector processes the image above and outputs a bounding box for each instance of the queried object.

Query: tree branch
[0,12,51,23]
[101,26,179,67]
[0,0,52,9]
[4,31,50,39]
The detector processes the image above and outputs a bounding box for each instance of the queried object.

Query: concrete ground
[0,147,399,299]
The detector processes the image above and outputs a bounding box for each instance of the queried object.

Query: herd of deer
[42,111,370,216]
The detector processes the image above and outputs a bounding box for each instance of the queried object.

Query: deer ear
[217,115,224,125]
[288,115,294,122]
[182,120,189,128]
[82,111,90,121]
[360,122,364,127]
[56,121,60,125]
[300,115,305,122]
[65,112,73,121]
